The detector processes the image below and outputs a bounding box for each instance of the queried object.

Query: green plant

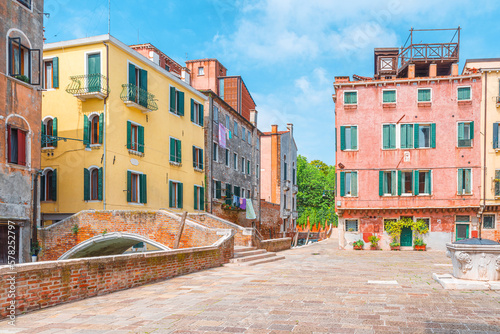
[71,224,79,235]
[353,240,364,247]
[348,228,354,232]
[102,229,108,235]
[414,238,426,246]
[30,240,40,256]
[368,235,380,247]
[14,74,29,83]
[385,218,429,245]
[390,241,400,247]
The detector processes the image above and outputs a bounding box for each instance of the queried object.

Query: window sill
[85,200,102,203]
[417,102,432,107]
[194,167,204,172]
[341,149,358,152]
[169,110,182,117]
[381,148,397,151]
[457,193,473,196]
[128,202,145,206]
[128,149,144,157]
[42,147,55,151]
[344,104,357,110]
[6,163,30,170]
[382,103,396,108]
[458,100,472,105]
[457,146,473,149]
[8,76,36,89]
[169,161,182,167]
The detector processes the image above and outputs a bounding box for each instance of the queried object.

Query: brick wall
[253,237,291,253]
[38,210,220,261]
[259,200,282,239]
[0,234,234,320]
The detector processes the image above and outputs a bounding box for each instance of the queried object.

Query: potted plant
[414,238,426,251]
[30,240,41,262]
[353,239,364,250]
[368,235,380,250]
[389,239,400,251]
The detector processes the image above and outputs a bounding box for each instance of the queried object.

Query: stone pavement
[1,237,500,334]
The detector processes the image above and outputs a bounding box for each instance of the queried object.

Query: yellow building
[463,59,500,240]
[41,35,207,225]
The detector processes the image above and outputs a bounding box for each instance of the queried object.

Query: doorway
[400,226,413,246]
[455,224,469,241]
[0,223,20,265]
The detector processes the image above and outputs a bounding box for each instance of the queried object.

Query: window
[233,153,238,170]
[193,146,203,170]
[42,117,57,148]
[483,215,495,229]
[247,189,251,198]
[340,171,358,197]
[418,88,431,102]
[256,164,259,178]
[213,142,218,162]
[8,36,40,85]
[16,0,32,9]
[225,148,230,167]
[7,126,27,166]
[219,78,224,99]
[400,124,413,149]
[495,170,500,197]
[40,169,57,201]
[165,64,170,71]
[457,87,471,101]
[401,171,413,195]
[84,167,102,201]
[247,160,250,175]
[344,91,357,105]
[242,128,246,141]
[90,115,100,145]
[382,124,396,149]
[383,90,396,103]
[43,58,59,89]
[194,185,205,210]
[226,115,230,129]
[293,168,296,185]
[214,180,222,199]
[456,215,470,223]
[213,106,219,123]
[380,171,397,196]
[458,122,473,147]
[190,99,204,126]
[169,87,185,116]
[170,137,182,163]
[234,186,241,197]
[241,157,245,173]
[493,123,500,149]
[225,183,232,205]
[234,121,238,137]
[340,126,358,150]
[457,168,472,195]
[127,63,148,107]
[416,218,430,231]
[127,121,144,153]
[127,171,147,204]
[169,181,183,208]
[383,219,396,231]
[248,132,251,144]
[414,124,436,149]
[198,67,204,76]
[345,220,358,232]
[416,170,432,195]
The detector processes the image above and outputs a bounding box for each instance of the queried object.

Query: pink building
[334,30,482,250]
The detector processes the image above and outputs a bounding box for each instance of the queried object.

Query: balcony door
[87,53,101,92]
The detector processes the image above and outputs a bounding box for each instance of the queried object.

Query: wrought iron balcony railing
[120,84,158,112]
[66,74,109,100]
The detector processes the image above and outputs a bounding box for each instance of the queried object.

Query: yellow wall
[41,37,206,223]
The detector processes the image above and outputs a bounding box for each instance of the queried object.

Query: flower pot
[414,245,426,251]
[353,245,363,250]
[31,255,37,262]
[370,245,378,250]
[390,246,400,251]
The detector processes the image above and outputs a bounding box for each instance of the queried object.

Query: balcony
[120,84,158,113]
[66,74,109,101]
[281,209,291,218]
[292,211,298,219]
[292,184,298,194]
[281,179,290,191]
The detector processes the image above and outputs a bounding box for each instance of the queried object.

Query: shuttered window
[457,87,471,101]
[214,180,222,199]
[169,87,185,116]
[84,114,104,146]
[400,124,413,149]
[417,170,432,195]
[169,137,182,163]
[169,181,183,208]
[400,171,413,195]
[457,122,473,147]
[493,123,500,149]
[457,168,472,195]
[40,169,57,202]
[382,124,396,149]
[418,88,431,102]
[190,99,204,126]
[495,170,500,197]
[225,183,232,205]
[126,121,144,153]
[193,185,205,211]
[339,171,358,197]
[340,126,358,150]
[192,146,204,170]
[414,124,436,149]
[84,167,103,201]
[344,91,357,105]
[383,90,396,103]
[127,171,147,204]
[379,171,397,196]
[7,126,27,166]
[42,117,58,148]
[213,142,218,162]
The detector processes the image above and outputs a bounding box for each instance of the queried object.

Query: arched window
[90,168,99,200]
[41,168,57,201]
[90,115,99,144]
[42,117,57,148]
[7,29,40,85]
[84,114,102,145]
[84,167,102,201]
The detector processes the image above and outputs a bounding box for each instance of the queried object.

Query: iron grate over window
[17,0,31,9]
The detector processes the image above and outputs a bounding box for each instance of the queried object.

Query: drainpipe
[480,72,488,239]
[103,41,110,210]
[209,94,213,214]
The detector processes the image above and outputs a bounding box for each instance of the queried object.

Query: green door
[87,53,101,92]
[401,226,413,246]
[456,224,469,241]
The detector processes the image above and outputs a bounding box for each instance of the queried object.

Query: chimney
[181,68,191,85]
[250,109,258,127]
[335,76,350,83]
[408,64,415,79]
[429,64,437,78]
[287,123,293,136]
[271,124,278,134]
[451,63,459,76]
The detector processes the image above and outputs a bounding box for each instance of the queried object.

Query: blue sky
[43,0,500,165]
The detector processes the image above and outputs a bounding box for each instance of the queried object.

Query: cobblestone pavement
[1,236,500,334]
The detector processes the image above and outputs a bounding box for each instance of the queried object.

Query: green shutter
[413,170,419,196]
[99,113,104,144]
[199,149,204,170]
[351,172,358,197]
[178,91,185,116]
[495,170,500,196]
[226,183,232,204]
[414,124,419,149]
[84,168,90,201]
[128,63,136,101]
[126,121,131,150]
[390,124,396,149]
[351,126,358,150]
[426,170,431,195]
[398,170,402,196]
[340,172,345,197]
[40,174,45,201]
[140,174,147,204]
[418,89,424,101]
[170,138,175,162]
[98,167,103,201]
[138,126,144,153]
[494,123,499,149]
[52,57,59,88]
[457,169,463,195]
[41,121,46,148]
[199,104,204,126]
[383,125,390,149]
[178,183,183,208]
[465,169,471,194]
[383,90,396,103]
[170,86,176,112]
[431,123,436,148]
[192,146,196,168]
[458,122,464,141]
[340,126,346,151]
[51,169,57,201]
[216,181,221,199]
[470,121,474,139]
[391,171,397,196]
[194,186,198,210]
[127,171,132,202]
[52,117,58,147]
[84,115,90,145]
[401,124,407,149]
[169,181,173,207]
[200,187,205,210]
[139,69,148,107]
[176,140,182,163]
[190,99,195,122]
[379,171,384,196]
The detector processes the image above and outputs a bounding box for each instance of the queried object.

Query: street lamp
[42,134,91,151]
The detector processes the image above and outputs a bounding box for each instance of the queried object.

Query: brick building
[334,28,486,250]
[260,124,298,236]
[0,0,44,264]
[185,59,261,228]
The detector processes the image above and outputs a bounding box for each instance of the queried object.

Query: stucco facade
[41,35,206,226]
[0,0,44,264]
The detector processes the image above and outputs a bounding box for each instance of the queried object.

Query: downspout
[209,94,213,214]
[480,72,488,239]
[103,41,110,210]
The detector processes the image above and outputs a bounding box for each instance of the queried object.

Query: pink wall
[336,76,481,212]
[260,135,273,202]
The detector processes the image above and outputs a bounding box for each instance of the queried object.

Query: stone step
[233,249,266,258]
[229,252,277,263]
[234,246,257,253]
[225,255,285,267]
